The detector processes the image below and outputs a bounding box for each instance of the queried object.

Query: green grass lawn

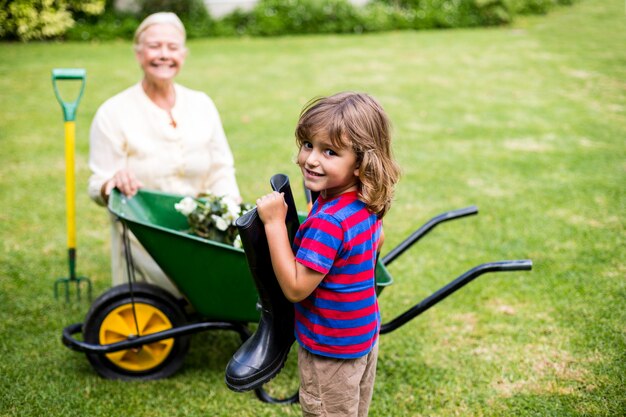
[1,1,624,415]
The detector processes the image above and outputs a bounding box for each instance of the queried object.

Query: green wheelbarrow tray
[107,188,259,322]
[106,188,394,323]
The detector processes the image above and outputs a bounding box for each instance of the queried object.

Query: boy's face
[297,133,359,199]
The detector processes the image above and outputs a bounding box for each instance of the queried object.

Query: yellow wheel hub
[99,302,175,372]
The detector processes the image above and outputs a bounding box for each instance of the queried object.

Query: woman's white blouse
[88,82,240,204]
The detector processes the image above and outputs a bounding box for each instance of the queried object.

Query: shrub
[66,10,139,41]
[356,3,416,32]
[66,0,214,41]
[8,0,577,41]
[244,0,364,36]
[375,0,512,28]
[138,0,215,38]
[0,0,105,41]
[215,9,255,36]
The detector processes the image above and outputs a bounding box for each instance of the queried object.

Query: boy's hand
[257,190,325,302]
[256,191,287,225]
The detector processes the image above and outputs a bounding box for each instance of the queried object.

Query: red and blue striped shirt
[294,191,381,359]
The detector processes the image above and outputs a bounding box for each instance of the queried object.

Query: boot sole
[225,344,292,392]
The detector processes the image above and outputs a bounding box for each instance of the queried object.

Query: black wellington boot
[225,174,300,392]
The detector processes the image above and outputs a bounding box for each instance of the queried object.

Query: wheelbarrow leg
[254,387,299,404]
[225,174,300,392]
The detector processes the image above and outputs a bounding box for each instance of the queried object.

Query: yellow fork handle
[64,121,76,249]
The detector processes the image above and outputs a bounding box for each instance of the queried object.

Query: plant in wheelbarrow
[175,192,253,248]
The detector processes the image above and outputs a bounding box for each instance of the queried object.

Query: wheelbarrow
[62,174,532,403]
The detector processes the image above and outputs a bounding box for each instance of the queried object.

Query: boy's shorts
[298,342,379,417]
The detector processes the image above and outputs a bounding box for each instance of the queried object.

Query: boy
[257,92,400,416]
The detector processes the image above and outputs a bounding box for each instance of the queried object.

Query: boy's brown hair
[296,92,400,218]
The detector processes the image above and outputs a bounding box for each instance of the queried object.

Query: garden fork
[52,68,92,302]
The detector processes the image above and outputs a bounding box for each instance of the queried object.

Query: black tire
[83,283,190,380]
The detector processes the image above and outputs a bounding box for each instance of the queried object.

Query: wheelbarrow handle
[486,259,533,272]
[51,68,86,122]
[379,259,533,334]
[381,205,478,266]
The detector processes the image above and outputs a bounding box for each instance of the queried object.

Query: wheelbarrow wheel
[83,283,190,380]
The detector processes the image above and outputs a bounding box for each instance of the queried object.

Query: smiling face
[297,133,360,200]
[135,23,187,84]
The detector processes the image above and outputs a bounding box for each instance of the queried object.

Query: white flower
[174,197,197,216]
[211,214,228,231]
[176,193,248,247]
[233,235,242,249]
[222,197,241,223]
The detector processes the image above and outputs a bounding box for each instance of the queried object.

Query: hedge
[1,0,576,41]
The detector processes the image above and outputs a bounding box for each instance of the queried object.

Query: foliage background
[1,0,577,41]
[0,0,624,416]
[0,0,105,41]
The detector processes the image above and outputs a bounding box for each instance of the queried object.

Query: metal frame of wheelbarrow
[62,204,532,404]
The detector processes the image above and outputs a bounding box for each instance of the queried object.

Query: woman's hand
[256,191,287,226]
[101,169,144,201]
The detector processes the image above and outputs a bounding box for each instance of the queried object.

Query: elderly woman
[88,12,241,297]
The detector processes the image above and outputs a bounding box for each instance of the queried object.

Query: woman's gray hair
[133,12,186,50]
